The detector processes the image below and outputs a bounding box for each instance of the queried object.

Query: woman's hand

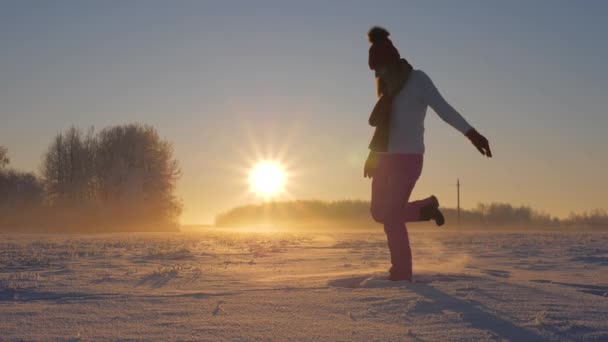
[364,150,378,178]
[466,128,492,157]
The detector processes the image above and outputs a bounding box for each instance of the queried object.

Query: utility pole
[457,178,461,225]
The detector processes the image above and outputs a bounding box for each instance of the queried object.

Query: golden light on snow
[248,161,287,197]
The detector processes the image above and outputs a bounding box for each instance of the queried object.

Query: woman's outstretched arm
[420,71,492,157]
[419,70,472,134]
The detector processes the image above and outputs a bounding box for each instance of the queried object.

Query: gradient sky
[1,1,607,224]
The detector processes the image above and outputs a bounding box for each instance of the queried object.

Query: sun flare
[248,161,286,197]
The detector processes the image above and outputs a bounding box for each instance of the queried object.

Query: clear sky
[1,1,607,224]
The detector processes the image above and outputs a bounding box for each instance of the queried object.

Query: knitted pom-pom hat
[367,26,401,70]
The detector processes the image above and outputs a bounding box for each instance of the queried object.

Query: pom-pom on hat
[367,26,401,70]
[367,26,390,44]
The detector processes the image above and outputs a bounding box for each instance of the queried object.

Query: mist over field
[215,200,608,231]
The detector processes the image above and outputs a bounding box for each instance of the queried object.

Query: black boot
[419,195,445,226]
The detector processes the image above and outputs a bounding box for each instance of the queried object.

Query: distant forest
[215,200,608,229]
[0,124,181,232]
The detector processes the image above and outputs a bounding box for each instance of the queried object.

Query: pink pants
[370,153,434,279]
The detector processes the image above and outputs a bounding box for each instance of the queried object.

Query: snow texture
[0,229,606,341]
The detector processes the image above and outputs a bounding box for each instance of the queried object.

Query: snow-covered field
[0,228,606,341]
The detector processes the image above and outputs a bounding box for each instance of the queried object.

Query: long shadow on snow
[409,283,544,341]
[328,274,544,341]
[530,279,608,297]
[327,273,481,288]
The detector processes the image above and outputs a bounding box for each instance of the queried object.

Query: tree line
[215,200,608,229]
[0,124,181,232]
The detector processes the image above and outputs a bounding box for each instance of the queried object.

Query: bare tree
[96,124,182,225]
[41,127,97,204]
[0,170,43,207]
[0,146,9,169]
[40,123,182,230]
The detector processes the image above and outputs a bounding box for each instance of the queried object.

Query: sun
[248,161,286,197]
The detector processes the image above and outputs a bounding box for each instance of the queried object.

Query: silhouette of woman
[364,27,492,281]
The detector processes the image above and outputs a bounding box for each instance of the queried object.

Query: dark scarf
[368,59,413,152]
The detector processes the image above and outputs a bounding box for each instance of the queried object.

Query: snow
[0,228,606,341]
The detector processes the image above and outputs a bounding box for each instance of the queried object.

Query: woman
[364,30,492,281]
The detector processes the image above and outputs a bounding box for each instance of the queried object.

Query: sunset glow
[248,161,286,197]
[1,2,607,340]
